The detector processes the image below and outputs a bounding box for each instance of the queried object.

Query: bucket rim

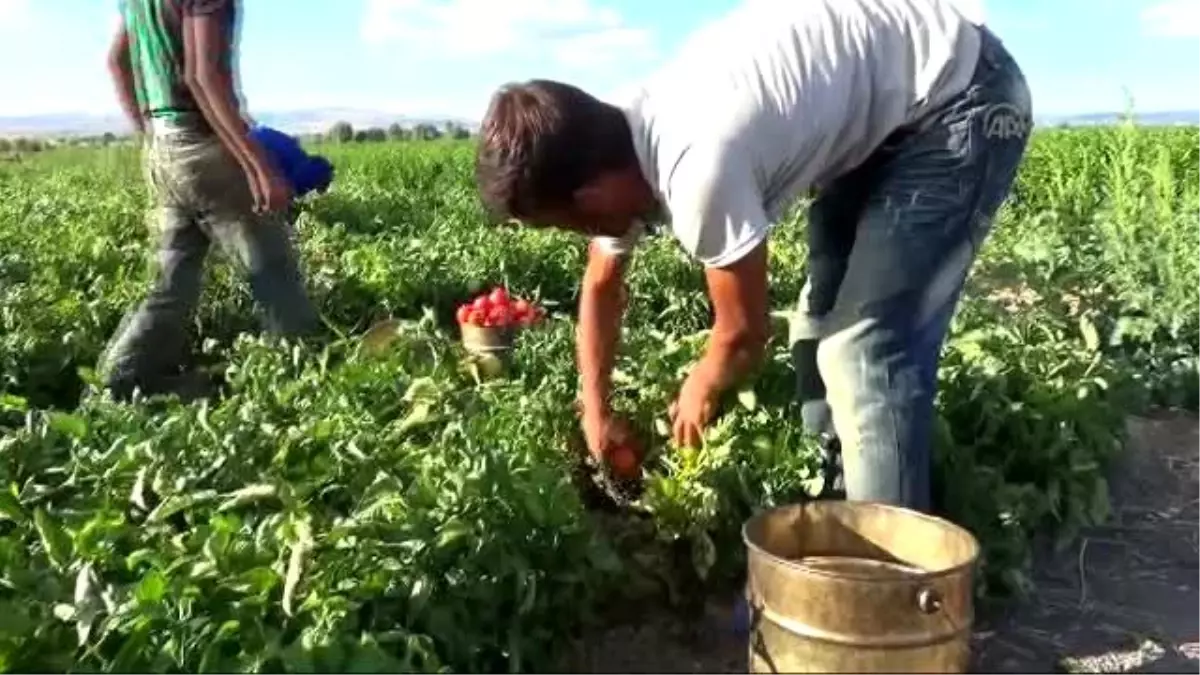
[464,344,513,354]
[741,501,981,582]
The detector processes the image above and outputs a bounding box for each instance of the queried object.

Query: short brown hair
[474,79,636,220]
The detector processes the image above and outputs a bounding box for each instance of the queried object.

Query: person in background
[101,0,322,402]
[472,0,1032,513]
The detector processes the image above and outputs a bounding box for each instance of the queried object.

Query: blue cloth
[249,125,333,197]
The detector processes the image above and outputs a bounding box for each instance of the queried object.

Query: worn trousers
[99,121,319,398]
[789,26,1033,512]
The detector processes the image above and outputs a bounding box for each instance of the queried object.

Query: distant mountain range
[0,108,478,138]
[0,107,1196,138]
[1036,110,1200,127]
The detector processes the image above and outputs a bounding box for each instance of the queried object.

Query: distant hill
[0,108,1196,139]
[0,108,478,138]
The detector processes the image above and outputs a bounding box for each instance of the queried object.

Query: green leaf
[145,490,220,524]
[0,487,26,523]
[653,418,670,437]
[736,388,758,411]
[47,412,88,440]
[396,402,439,436]
[0,394,27,412]
[33,508,72,570]
[1078,315,1100,352]
[111,619,152,672]
[435,519,472,551]
[282,520,313,618]
[218,483,279,512]
[135,570,167,604]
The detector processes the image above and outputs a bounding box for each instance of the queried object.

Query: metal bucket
[460,324,514,355]
[742,501,980,674]
[460,324,514,379]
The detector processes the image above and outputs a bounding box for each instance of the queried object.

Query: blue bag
[249,125,334,197]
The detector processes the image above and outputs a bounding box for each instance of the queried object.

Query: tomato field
[0,124,1197,672]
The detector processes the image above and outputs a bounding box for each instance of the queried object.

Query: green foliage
[0,126,1197,672]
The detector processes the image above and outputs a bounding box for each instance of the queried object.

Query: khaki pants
[99,119,319,398]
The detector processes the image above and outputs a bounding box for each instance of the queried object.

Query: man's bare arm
[699,239,771,390]
[107,19,143,134]
[180,7,268,175]
[577,242,630,415]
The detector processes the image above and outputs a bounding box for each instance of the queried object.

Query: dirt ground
[570,411,1199,674]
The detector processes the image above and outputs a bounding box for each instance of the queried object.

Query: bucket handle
[747,594,781,674]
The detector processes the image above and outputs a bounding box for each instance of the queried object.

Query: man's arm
[666,146,775,446]
[697,239,771,390]
[179,4,273,183]
[107,18,143,134]
[577,241,630,416]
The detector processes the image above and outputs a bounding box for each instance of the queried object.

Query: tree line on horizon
[0,119,474,158]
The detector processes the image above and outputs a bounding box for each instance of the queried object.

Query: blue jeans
[99,120,319,399]
[788,26,1032,512]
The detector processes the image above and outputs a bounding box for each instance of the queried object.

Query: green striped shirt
[120,0,238,120]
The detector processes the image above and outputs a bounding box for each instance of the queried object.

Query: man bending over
[473,0,1032,512]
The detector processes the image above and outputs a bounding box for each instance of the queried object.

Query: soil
[568,411,1199,674]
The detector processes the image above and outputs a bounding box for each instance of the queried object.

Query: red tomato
[472,296,490,313]
[456,305,471,325]
[487,305,511,327]
[489,287,509,307]
[468,309,486,326]
[609,445,639,478]
[512,298,531,318]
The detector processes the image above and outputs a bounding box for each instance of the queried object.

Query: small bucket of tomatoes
[456,287,544,356]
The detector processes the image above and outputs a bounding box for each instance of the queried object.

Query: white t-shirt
[595,0,983,268]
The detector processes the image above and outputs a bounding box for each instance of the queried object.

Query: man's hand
[581,407,638,463]
[668,239,771,447]
[669,360,723,448]
[249,158,293,214]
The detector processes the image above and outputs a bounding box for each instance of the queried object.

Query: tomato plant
[0,129,1196,672]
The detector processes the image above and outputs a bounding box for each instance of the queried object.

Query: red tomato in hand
[489,287,509,307]
[456,305,471,325]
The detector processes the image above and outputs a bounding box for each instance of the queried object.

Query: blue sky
[0,0,1196,121]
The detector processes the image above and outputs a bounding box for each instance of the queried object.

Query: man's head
[474,79,655,238]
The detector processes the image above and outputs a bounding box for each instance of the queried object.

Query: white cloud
[0,0,32,30]
[361,0,655,69]
[1140,0,1200,38]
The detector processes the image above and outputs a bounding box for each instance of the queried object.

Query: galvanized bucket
[459,324,514,380]
[460,323,514,355]
[742,501,980,674]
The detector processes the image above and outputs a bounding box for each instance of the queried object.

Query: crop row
[0,125,1196,672]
